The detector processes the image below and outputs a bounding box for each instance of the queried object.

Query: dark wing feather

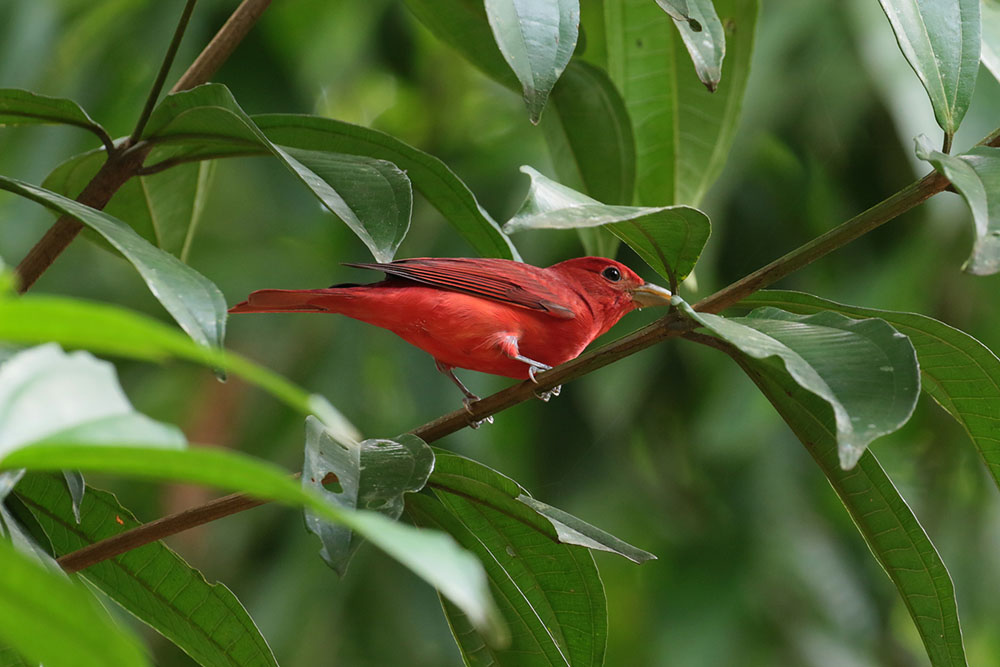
[343,258,576,319]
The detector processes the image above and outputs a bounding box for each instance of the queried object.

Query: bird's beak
[630,282,673,309]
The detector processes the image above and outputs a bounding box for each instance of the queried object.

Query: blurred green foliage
[1,0,999,665]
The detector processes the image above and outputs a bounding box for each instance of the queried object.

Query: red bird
[230,257,672,410]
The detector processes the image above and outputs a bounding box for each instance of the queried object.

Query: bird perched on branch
[230,256,673,415]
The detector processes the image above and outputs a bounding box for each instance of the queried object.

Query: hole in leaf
[321,472,343,494]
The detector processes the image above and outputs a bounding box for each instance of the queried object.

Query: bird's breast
[330,285,598,379]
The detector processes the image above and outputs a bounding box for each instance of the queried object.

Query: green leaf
[484,0,580,123]
[732,352,967,667]
[0,344,184,458]
[403,0,518,87]
[0,537,149,667]
[543,60,636,206]
[503,167,710,283]
[742,290,1000,494]
[0,88,110,146]
[0,497,58,570]
[303,417,434,575]
[254,115,519,259]
[0,444,502,642]
[0,295,353,434]
[16,472,278,667]
[428,450,652,562]
[605,0,757,206]
[137,109,518,260]
[44,150,216,262]
[142,84,411,263]
[0,645,33,667]
[411,453,608,664]
[0,176,226,350]
[677,300,920,469]
[542,59,636,256]
[655,0,727,91]
[877,0,980,140]
[983,0,1000,82]
[915,139,1000,275]
[516,495,655,563]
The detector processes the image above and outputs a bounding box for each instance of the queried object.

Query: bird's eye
[601,266,622,282]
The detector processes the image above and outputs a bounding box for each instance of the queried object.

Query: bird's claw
[534,384,562,402]
[463,397,494,429]
[467,415,494,429]
[527,363,552,384]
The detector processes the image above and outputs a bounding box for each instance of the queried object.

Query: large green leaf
[0,344,184,458]
[742,290,1000,493]
[409,450,620,666]
[0,295,354,435]
[503,167,710,284]
[141,84,411,263]
[543,60,636,207]
[1,444,503,642]
[403,0,518,87]
[0,537,149,667]
[655,0,726,90]
[877,0,980,141]
[133,112,518,260]
[605,0,757,206]
[44,150,216,262]
[0,176,226,350]
[542,59,636,257]
[0,88,111,149]
[484,0,579,123]
[303,417,434,575]
[677,300,920,469]
[915,139,1000,275]
[731,352,966,667]
[16,472,277,667]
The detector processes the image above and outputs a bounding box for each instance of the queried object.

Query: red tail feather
[228,289,329,314]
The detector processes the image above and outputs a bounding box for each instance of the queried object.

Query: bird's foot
[526,362,553,383]
[534,384,562,402]
[463,397,494,429]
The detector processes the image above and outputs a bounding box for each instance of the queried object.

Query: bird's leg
[497,336,562,402]
[434,360,493,427]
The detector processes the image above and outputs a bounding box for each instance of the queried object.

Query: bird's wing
[343,258,576,319]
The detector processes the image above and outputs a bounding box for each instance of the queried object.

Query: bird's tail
[229,289,334,314]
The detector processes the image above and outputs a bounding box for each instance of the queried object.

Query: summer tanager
[230,257,672,408]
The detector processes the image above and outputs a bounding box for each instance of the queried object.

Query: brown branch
[170,0,272,94]
[14,0,273,293]
[53,152,975,573]
[59,492,267,573]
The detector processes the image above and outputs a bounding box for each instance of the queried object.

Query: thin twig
[51,153,970,572]
[15,0,273,293]
[170,0,272,94]
[130,0,200,143]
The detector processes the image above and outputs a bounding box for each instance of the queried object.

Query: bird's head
[549,257,673,329]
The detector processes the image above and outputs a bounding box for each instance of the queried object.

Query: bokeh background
[1,0,999,664]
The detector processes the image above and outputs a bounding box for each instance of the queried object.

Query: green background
[1,0,999,664]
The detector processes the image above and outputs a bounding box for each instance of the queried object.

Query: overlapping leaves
[677,300,920,469]
[408,450,653,666]
[0,176,226,350]
[504,168,710,284]
[916,139,1000,275]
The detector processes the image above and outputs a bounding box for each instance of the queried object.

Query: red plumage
[230,257,672,398]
